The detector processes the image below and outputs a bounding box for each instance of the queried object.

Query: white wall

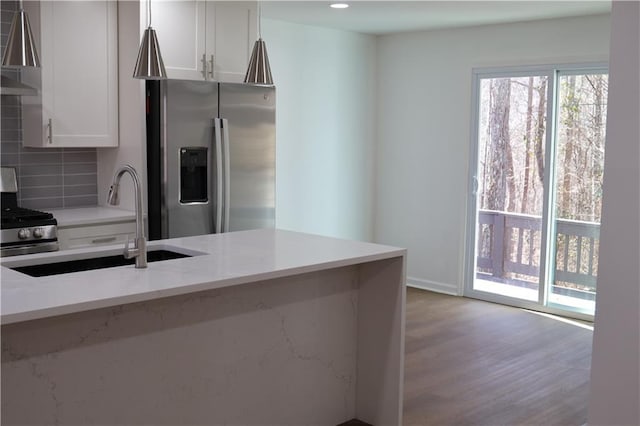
[97,0,146,212]
[262,18,377,241]
[588,1,640,424]
[375,14,611,294]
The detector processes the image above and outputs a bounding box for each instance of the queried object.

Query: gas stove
[1,168,59,257]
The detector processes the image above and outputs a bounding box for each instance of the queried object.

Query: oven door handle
[0,241,59,257]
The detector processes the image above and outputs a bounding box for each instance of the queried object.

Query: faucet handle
[123,237,131,258]
[123,236,138,259]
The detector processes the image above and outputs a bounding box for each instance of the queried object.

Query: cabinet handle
[47,118,53,144]
[208,54,214,79]
[91,237,117,244]
[201,53,208,79]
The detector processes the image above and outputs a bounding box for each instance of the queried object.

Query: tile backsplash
[1,0,98,210]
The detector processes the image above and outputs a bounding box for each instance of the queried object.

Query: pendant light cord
[148,0,152,28]
[258,1,262,38]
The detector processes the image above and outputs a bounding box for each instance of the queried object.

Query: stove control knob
[33,228,44,239]
[18,229,31,240]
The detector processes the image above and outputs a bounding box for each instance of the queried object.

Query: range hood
[1,75,37,96]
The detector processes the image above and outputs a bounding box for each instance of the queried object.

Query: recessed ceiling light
[330,3,349,9]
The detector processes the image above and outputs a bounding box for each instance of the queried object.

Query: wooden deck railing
[477,210,600,296]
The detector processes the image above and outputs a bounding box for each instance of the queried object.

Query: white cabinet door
[147,0,208,80]
[213,1,257,83]
[148,0,256,82]
[22,1,118,148]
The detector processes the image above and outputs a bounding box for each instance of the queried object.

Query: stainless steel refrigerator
[146,80,275,240]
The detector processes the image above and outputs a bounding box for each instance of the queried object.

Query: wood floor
[403,288,593,426]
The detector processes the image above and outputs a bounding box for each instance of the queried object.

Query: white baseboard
[407,277,460,296]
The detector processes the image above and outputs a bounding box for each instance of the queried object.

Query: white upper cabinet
[22,1,119,148]
[213,2,258,82]
[148,1,257,82]
[150,1,208,80]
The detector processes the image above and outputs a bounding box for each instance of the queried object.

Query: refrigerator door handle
[214,118,224,233]
[221,118,231,232]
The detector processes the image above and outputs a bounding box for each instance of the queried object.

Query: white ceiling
[261,1,611,35]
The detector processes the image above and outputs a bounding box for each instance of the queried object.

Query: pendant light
[2,1,40,68]
[133,0,167,79]
[244,2,273,85]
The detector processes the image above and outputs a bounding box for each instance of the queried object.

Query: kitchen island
[1,229,406,425]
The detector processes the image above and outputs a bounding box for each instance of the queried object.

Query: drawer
[57,221,136,251]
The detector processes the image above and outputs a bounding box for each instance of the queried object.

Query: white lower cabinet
[57,221,136,251]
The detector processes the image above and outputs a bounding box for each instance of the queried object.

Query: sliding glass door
[466,65,608,319]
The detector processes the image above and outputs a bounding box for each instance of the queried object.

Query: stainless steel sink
[3,246,205,277]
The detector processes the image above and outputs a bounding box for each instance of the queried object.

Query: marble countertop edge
[1,229,406,325]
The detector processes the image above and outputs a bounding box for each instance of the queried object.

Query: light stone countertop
[0,229,406,325]
[48,206,136,227]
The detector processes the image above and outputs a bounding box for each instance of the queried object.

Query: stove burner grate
[1,206,55,226]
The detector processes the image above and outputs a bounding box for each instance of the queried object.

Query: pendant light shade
[133,26,167,80]
[2,7,40,68]
[244,38,273,85]
[244,2,273,85]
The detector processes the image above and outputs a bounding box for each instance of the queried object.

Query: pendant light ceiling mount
[244,2,273,85]
[133,0,167,80]
[2,1,40,68]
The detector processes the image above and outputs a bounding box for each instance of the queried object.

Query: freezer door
[162,79,219,238]
[219,83,276,232]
